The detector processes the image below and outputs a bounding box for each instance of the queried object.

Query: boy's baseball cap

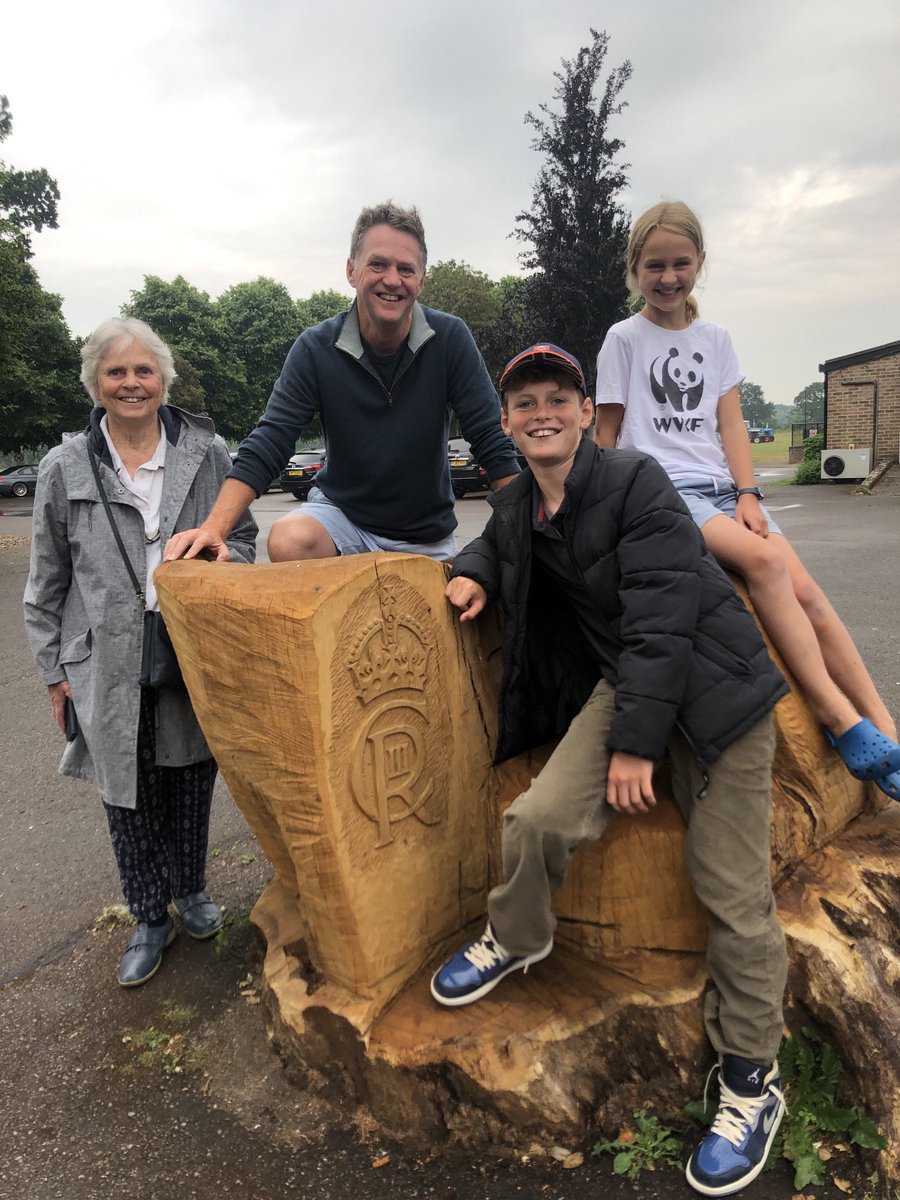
[499,343,587,396]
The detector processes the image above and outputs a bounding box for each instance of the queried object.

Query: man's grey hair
[349,201,427,268]
[80,317,177,404]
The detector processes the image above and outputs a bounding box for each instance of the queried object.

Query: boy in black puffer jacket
[431,343,789,1199]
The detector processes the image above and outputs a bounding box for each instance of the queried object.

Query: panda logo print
[649,347,705,413]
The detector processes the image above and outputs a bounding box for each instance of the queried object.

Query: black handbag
[87,444,186,690]
[140,609,183,689]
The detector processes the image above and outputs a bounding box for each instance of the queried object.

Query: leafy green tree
[0,97,83,454]
[0,239,86,454]
[217,276,299,408]
[514,29,632,386]
[0,95,60,250]
[476,274,540,383]
[296,288,351,330]
[738,381,776,428]
[168,352,206,414]
[123,275,251,438]
[790,381,824,426]
[421,260,501,330]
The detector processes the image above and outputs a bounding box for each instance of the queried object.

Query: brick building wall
[821,340,900,464]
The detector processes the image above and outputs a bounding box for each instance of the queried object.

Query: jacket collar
[560,436,601,504]
[85,404,190,465]
[488,435,599,512]
[335,301,436,360]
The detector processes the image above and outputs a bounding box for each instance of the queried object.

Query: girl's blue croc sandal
[876,769,900,802]
[825,719,900,781]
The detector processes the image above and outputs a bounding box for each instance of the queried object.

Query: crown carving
[348,617,430,703]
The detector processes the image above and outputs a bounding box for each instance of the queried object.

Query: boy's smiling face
[501,374,593,470]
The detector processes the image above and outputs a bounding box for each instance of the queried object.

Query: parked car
[280,449,326,500]
[448,439,484,499]
[747,426,775,443]
[448,439,527,499]
[0,463,39,497]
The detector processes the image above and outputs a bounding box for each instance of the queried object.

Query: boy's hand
[445,576,487,622]
[606,751,657,815]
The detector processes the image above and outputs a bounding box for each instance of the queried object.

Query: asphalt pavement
[1,468,897,1200]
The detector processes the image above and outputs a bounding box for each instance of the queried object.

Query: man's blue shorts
[299,487,458,561]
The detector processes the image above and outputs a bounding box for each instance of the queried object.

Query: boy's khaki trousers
[488,679,786,1064]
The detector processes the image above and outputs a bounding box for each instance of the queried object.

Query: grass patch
[214,898,252,955]
[122,1002,203,1076]
[779,1028,887,1188]
[592,1109,683,1179]
[750,429,792,464]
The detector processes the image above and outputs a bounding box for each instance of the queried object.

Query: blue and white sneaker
[430,922,553,1007]
[686,1055,785,1196]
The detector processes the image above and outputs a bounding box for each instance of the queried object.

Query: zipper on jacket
[388,348,418,401]
[346,352,394,407]
[337,337,422,409]
[674,719,710,800]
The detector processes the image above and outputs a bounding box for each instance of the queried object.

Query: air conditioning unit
[820,448,872,480]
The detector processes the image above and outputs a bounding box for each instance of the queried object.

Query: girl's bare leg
[773,534,896,741]
[698,516,884,738]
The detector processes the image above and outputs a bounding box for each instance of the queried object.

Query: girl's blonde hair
[626,200,705,322]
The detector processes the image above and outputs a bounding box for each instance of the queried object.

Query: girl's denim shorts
[675,477,782,535]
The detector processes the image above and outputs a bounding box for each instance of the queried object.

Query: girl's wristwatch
[736,487,764,500]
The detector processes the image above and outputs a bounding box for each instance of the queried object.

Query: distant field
[750,429,792,463]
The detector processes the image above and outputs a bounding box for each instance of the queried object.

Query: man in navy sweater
[165,202,518,565]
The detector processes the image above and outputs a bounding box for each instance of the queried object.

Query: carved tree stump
[156,557,899,1172]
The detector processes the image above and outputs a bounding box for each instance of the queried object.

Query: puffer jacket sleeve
[449,518,501,603]
[606,455,703,761]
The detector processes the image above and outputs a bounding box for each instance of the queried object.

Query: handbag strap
[87,442,146,608]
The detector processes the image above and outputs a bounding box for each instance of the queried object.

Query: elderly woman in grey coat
[24,317,257,987]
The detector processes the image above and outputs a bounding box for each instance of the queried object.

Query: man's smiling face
[346,224,425,352]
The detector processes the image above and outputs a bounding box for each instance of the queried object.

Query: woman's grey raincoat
[24,405,257,809]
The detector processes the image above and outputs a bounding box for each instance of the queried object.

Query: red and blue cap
[499,343,587,397]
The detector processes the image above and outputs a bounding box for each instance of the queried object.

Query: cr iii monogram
[348,581,443,848]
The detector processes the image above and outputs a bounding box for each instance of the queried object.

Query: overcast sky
[3,0,899,406]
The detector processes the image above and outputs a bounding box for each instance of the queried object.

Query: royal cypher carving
[348,581,439,847]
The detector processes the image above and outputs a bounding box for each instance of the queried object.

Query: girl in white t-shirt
[595,200,899,797]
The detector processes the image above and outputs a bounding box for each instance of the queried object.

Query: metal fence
[791,423,820,447]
